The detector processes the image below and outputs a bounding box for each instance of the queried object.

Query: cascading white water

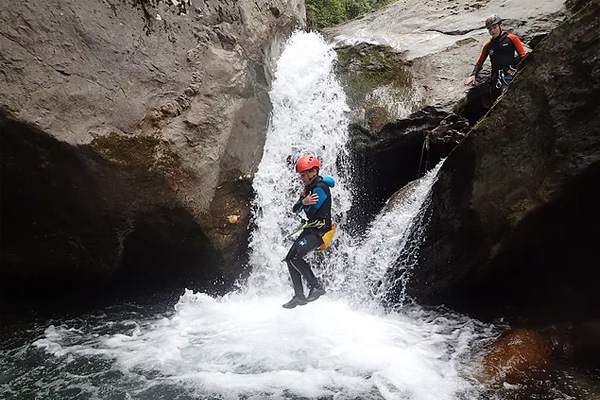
[244,31,353,298]
[329,162,444,308]
[28,32,501,400]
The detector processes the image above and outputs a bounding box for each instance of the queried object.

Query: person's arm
[293,187,320,214]
[304,186,328,220]
[465,41,490,85]
[293,197,304,214]
[507,33,527,63]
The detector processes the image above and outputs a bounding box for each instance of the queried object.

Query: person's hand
[302,192,319,206]
[464,75,476,85]
[300,188,306,197]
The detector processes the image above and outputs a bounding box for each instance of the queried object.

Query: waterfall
[330,162,444,308]
[21,32,502,400]
[245,31,353,297]
[244,31,440,308]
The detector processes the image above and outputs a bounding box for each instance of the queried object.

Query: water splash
[31,291,495,400]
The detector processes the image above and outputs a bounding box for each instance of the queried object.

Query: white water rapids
[28,32,502,400]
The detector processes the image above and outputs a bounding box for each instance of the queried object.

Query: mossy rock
[335,43,412,108]
[91,133,160,166]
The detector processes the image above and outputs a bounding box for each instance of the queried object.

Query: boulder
[482,328,551,384]
[0,0,305,303]
[402,0,600,323]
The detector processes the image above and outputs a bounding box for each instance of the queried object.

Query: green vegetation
[306,0,396,30]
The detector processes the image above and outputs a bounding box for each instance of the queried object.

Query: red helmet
[296,154,322,173]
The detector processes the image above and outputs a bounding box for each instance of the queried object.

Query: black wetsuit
[285,176,332,296]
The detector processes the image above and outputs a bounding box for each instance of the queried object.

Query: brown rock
[482,329,551,383]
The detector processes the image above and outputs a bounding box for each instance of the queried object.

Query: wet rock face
[324,0,566,112]
[334,43,417,130]
[347,107,470,228]
[0,0,305,304]
[403,0,600,323]
[1,112,225,300]
[328,0,564,230]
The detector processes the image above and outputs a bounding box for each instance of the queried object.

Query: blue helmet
[485,14,503,28]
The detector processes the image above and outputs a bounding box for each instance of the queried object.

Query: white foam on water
[35,290,492,400]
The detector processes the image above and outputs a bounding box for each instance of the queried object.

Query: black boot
[282,294,307,309]
[306,284,326,302]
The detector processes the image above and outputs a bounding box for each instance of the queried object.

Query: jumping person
[464,14,527,102]
[282,154,332,309]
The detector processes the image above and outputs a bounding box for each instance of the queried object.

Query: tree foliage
[306,0,395,30]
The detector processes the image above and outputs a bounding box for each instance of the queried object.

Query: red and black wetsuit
[471,32,527,101]
[472,31,527,78]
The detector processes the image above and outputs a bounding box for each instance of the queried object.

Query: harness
[287,218,336,252]
[286,219,326,238]
[495,65,518,89]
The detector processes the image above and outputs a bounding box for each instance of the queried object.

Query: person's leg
[283,256,307,308]
[286,262,304,297]
[285,231,323,288]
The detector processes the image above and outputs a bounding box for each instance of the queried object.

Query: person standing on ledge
[464,14,527,102]
[282,154,332,309]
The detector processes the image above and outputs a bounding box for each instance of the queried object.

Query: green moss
[335,44,413,108]
[1,106,21,121]
[335,43,420,130]
[91,132,193,191]
[91,133,160,166]
[363,104,389,131]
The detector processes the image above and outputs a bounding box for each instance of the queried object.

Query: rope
[286,219,326,238]
[417,135,430,178]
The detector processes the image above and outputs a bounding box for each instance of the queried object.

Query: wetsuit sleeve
[472,41,491,76]
[293,197,303,214]
[303,186,328,219]
[508,34,527,58]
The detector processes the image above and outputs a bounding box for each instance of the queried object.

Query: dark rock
[347,106,449,228]
[403,0,600,324]
[348,106,470,229]
[539,319,600,369]
[454,81,493,124]
[427,112,470,146]
[0,111,223,301]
